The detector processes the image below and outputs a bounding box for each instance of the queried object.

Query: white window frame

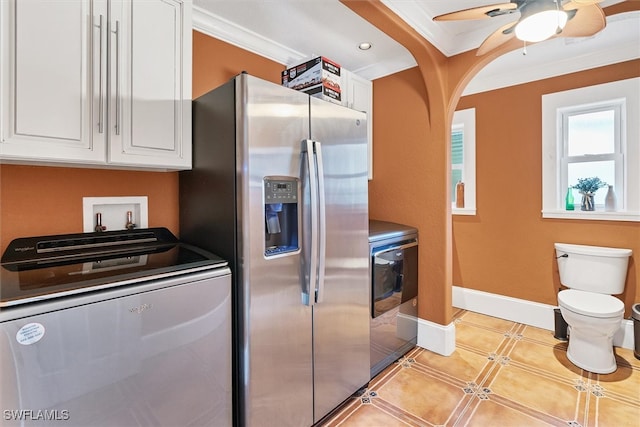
[542,78,640,221]
[560,101,624,210]
[452,108,476,215]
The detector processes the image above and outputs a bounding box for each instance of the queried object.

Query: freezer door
[238,75,314,427]
[309,98,370,422]
[0,272,232,427]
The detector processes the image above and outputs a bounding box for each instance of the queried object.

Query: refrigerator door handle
[314,141,327,304]
[303,139,319,306]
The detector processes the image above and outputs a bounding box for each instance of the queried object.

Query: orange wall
[371,60,639,317]
[192,30,284,98]
[369,67,429,224]
[0,165,179,252]
[0,31,284,255]
[369,68,439,316]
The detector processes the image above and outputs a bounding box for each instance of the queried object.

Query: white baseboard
[417,318,456,356]
[452,286,635,351]
[453,286,556,330]
[614,318,635,350]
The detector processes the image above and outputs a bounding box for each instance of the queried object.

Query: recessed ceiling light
[358,42,372,51]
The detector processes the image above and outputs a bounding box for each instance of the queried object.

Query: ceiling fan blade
[476,22,517,56]
[560,3,606,37]
[433,2,517,21]
[568,0,604,4]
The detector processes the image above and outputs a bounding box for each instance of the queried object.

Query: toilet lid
[558,289,624,318]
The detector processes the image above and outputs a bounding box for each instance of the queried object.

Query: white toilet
[555,243,632,374]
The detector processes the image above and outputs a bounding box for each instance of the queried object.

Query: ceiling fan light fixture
[515,9,568,43]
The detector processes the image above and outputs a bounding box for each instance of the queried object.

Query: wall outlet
[83,196,149,233]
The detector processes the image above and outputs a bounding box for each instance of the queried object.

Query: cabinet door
[108,0,192,169]
[0,0,105,164]
[345,72,373,179]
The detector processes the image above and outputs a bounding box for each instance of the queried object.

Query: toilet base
[566,329,617,374]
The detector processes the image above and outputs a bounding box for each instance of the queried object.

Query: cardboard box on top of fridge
[281,56,342,104]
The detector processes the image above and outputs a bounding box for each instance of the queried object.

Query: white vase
[605,185,616,212]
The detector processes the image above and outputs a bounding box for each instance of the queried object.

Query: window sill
[542,210,640,222]
[453,207,476,216]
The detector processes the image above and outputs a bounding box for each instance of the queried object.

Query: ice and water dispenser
[264,177,299,257]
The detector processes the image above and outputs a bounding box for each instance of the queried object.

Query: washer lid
[558,289,624,318]
[0,228,227,308]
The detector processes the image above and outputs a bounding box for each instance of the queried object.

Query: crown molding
[351,55,417,80]
[464,38,640,95]
[192,6,306,67]
[192,5,416,80]
[192,4,637,87]
[381,0,513,57]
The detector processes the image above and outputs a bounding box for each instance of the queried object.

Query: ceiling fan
[433,0,607,56]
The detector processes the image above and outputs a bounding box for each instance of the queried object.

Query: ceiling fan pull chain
[522,41,527,56]
[555,0,564,34]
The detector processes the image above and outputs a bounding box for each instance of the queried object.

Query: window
[542,78,640,221]
[451,108,476,215]
[451,125,464,195]
[562,103,623,208]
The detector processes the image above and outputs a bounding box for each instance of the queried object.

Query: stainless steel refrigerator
[179,73,370,427]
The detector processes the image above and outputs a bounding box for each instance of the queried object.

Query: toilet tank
[555,243,632,295]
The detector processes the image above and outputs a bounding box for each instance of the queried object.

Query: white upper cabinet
[0,0,192,170]
[343,71,373,179]
[0,0,103,164]
[106,0,192,168]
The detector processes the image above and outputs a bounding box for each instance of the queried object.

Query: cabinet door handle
[97,14,104,134]
[114,20,121,136]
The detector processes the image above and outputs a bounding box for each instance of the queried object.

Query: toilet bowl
[558,289,624,374]
[555,243,632,374]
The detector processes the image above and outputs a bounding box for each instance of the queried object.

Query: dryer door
[371,240,418,318]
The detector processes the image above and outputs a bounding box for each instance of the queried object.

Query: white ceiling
[192,0,639,94]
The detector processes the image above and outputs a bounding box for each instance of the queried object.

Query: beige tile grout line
[463,322,582,426]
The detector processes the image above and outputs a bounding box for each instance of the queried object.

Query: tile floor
[319,309,640,427]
